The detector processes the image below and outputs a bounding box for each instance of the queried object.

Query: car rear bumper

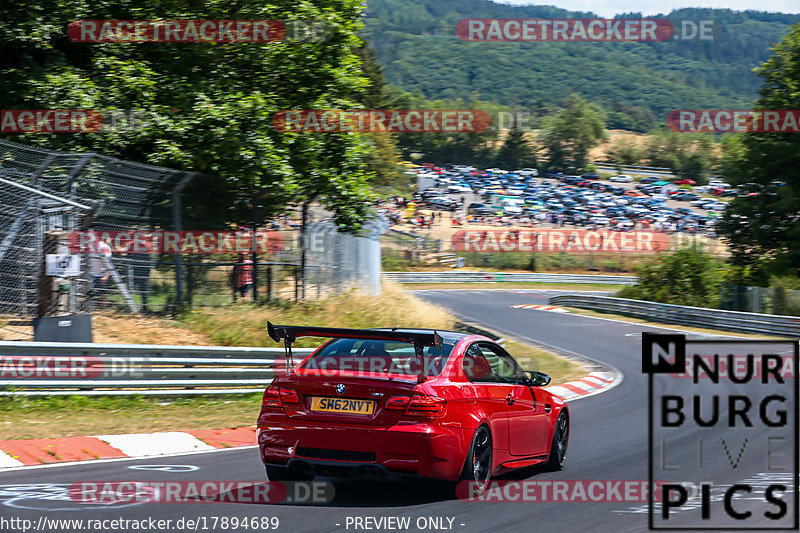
[257,420,468,481]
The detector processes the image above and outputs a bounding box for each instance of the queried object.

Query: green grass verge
[0,394,262,440]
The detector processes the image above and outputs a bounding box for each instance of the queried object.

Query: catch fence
[0,140,386,321]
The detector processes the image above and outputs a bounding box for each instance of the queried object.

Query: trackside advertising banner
[451,229,671,253]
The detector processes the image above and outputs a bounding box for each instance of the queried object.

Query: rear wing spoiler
[267,323,443,347]
[266,323,443,383]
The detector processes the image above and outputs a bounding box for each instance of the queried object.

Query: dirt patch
[92,315,212,345]
[0,314,213,345]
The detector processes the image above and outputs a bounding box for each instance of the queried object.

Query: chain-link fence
[0,139,186,316]
[719,283,800,315]
[304,218,388,299]
[0,139,388,319]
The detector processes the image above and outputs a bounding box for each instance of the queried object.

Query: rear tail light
[386,394,446,417]
[406,394,446,417]
[262,384,282,408]
[280,388,300,403]
[385,396,410,410]
[262,383,299,408]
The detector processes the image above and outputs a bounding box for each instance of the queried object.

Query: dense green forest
[363,0,798,131]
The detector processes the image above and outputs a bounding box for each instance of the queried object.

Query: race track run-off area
[0,289,794,533]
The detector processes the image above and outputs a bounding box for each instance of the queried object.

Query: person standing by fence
[89,238,112,306]
[232,252,254,301]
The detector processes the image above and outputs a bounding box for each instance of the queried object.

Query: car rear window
[301,338,455,377]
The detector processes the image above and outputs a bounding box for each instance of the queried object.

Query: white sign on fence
[45,254,81,277]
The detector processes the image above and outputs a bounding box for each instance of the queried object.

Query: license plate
[310,397,374,415]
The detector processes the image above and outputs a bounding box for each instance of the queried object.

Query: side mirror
[527,371,551,387]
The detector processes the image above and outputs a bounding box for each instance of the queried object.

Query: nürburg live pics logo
[643,333,798,530]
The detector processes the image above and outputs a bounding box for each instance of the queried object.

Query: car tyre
[459,425,493,494]
[265,464,314,482]
[545,411,569,471]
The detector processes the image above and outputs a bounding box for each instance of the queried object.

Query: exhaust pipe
[290,460,315,475]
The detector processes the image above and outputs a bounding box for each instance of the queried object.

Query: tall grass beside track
[178,282,454,348]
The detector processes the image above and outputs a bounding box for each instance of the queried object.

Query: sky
[496,0,800,17]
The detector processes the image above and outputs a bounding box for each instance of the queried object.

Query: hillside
[363,0,798,130]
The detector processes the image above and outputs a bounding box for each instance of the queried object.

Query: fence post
[186,265,194,307]
[251,219,259,303]
[266,265,272,302]
[294,266,300,301]
[37,231,60,317]
[171,173,196,310]
[300,198,315,301]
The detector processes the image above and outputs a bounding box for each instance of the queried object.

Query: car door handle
[544,404,552,414]
[506,394,515,405]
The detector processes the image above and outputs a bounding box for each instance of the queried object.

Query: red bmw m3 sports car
[257,324,569,492]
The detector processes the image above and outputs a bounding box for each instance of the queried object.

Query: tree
[353,43,404,186]
[0,0,377,231]
[607,137,644,166]
[540,94,606,172]
[618,246,722,308]
[718,22,800,276]
[493,125,537,169]
[642,130,716,182]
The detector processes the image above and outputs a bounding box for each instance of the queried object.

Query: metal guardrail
[591,162,720,179]
[383,271,637,285]
[0,341,314,396]
[591,162,672,173]
[549,295,800,338]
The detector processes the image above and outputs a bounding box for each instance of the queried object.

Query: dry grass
[503,339,587,384]
[0,314,212,345]
[93,315,213,345]
[179,282,455,348]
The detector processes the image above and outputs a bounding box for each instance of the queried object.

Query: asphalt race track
[0,289,796,533]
